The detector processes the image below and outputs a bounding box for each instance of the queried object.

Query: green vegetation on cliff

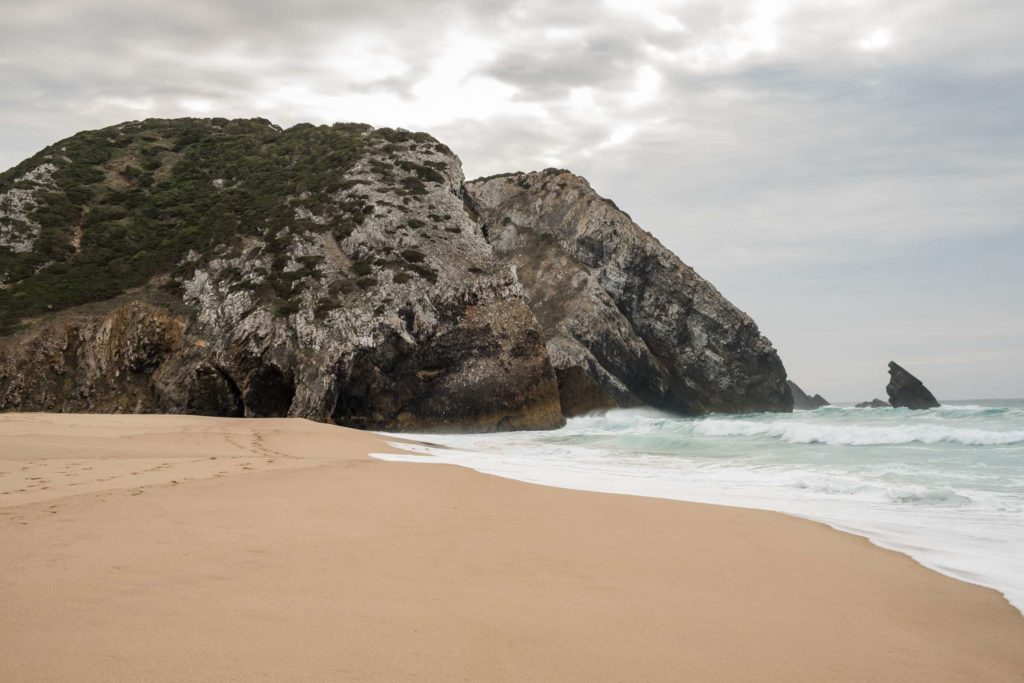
[0,118,567,432]
[0,118,445,333]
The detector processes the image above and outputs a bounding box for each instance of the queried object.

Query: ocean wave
[693,419,1024,446]
[791,475,973,506]
[885,486,973,507]
[816,403,1022,417]
[565,408,681,434]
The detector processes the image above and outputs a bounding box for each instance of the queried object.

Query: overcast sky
[3,0,1022,400]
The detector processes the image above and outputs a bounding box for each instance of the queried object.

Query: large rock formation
[0,119,792,429]
[787,380,829,410]
[886,361,940,410]
[464,170,791,416]
[0,118,562,431]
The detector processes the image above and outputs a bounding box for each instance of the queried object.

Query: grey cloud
[1,0,1022,399]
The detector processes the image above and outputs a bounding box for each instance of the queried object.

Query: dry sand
[1,412,1022,681]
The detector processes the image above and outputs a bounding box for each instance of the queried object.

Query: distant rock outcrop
[855,399,890,409]
[787,380,829,410]
[464,170,792,416]
[886,361,940,410]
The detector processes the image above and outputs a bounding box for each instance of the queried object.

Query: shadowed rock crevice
[555,365,617,417]
[183,365,245,417]
[243,365,295,418]
[332,301,562,432]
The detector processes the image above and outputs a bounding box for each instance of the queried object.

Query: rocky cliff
[464,170,791,416]
[0,118,562,431]
[0,119,792,429]
[886,361,940,410]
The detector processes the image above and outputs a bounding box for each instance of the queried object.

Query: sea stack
[886,361,940,410]
[787,380,829,410]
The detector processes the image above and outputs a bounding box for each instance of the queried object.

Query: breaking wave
[792,476,973,507]
[693,419,1024,446]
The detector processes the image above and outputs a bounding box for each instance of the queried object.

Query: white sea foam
[375,400,1024,614]
[693,419,1024,446]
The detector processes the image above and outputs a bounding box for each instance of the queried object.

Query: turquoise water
[377,400,1024,613]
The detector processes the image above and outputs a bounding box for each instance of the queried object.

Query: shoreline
[2,413,1023,681]
[373,439,1024,616]
[374,403,1024,617]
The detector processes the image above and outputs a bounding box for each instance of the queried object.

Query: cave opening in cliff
[331,371,374,428]
[215,368,245,417]
[244,366,295,418]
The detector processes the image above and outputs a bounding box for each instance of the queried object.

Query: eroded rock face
[788,380,829,410]
[886,361,940,410]
[0,302,189,413]
[0,120,795,429]
[0,119,563,432]
[464,169,792,415]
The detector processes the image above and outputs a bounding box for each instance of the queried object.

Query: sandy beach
[1,413,1022,681]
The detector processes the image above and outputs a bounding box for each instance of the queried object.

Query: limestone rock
[464,169,792,415]
[0,119,563,432]
[0,120,795,429]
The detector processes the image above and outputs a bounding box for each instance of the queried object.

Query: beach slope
[1,413,1022,681]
